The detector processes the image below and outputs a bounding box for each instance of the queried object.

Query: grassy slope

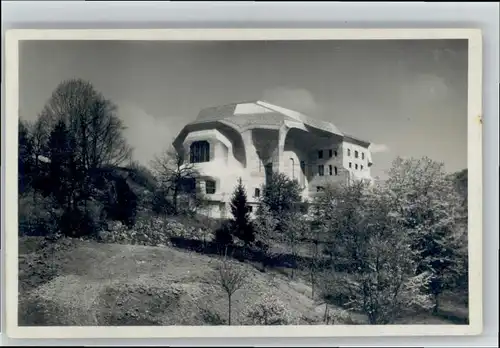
[18,237,326,326]
[18,237,468,326]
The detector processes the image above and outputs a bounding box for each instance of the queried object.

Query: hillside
[19,237,326,326]
[18,236,468,327]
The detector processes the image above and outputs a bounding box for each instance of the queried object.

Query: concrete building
[173,101,373,219]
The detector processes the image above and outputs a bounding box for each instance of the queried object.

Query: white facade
[173,101,373,219]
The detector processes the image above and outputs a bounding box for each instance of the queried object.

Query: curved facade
[173,101,373,219]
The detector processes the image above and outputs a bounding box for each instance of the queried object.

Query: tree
[39,79,132,172]
[209,255,247,325]
[315,182,433,324]
[230,178,254,247]
[314,181,369,271]
[281,211,309,279]
[151,145,199,215]
[261,172,302,220]
[18,120,35,193]
[47,119,76,208]
[253,204,279,271]
[385,157,466,313]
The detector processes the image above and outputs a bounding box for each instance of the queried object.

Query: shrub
[244,292,295,325]
[213,220,234,250]
[18,193,60,237]
[59,207,99,238]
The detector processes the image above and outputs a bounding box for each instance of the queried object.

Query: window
[248,206,253,213]
[355,150,359,158]
[318,165,325,176]
[316,186,324,192]
[205,180,216,194]
[254,188,261,198]
[318,150,323,159]
[360,165,364,170]
[349,162,352,168]
[334,166,338,175]
[329,164,333,175]
[329,149,333,158]
[334,150,338,157]
[362,152,365,160]
[355,164,358,170]
[347,149,351,156]
[190,141,210,163]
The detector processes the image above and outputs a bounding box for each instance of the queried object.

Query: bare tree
[209,253,247,325]
[151,145,199,215]
[39,78,132,172]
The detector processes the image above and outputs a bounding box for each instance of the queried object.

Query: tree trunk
[311,271,315,299]
[228,295,232,325]
[173,186,178,215]
[433,294,440,314]
[323,303,329,323]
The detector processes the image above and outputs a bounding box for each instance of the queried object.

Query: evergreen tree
[230,178,254,246]
[18,120,35,193]
[47,119,74,208]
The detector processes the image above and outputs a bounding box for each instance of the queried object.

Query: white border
[3,28,483,340]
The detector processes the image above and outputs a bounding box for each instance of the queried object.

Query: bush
[18,193,60,237]
[244,293,295,325]
[99,215,214,247]
[59,207,98,238]
[213,220,234,249]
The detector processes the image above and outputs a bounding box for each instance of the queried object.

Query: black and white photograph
[4,29,482,338]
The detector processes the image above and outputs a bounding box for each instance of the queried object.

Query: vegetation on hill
[18,78,469,327]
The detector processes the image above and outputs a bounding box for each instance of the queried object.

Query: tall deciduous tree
[39,78,132,172]
[385,157,465,313]
[315,181,433,324]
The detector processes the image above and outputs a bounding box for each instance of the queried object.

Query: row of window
[318,148,365,160]
[349,162,364,171]
[316,162,364,177]
[317,164,338,177]
[317,149,338,159]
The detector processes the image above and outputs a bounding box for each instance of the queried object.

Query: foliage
[244,292,295,325]
[99,215,214,247]
[314,181,434,324]
[253,204,279,270]
[229,178,254,246]
[18,79,136,238]
[385,157,466,311]
[18,193,60,237]
[261,172,302,219]
[213,220,234,250]
[280,211,310,278]
[18,120,35,193]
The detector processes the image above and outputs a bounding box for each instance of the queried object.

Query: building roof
[174,100,370,148]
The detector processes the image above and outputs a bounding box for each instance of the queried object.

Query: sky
[19,39,468,179]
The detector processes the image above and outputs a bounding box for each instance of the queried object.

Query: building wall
[341,140,372,181]
[180,124,372,218]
